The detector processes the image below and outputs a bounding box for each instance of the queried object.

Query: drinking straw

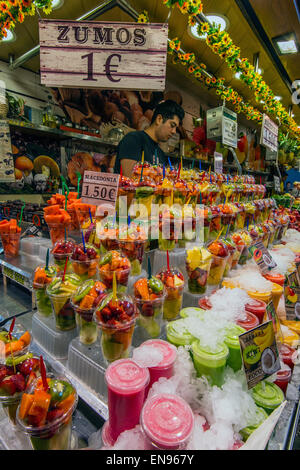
[191,159,195,169]
[89,208,93,224]
[18,203,25,227]
[163,164,165,180]
[171,189,174,206]
[186,196,192,206]
[147,257,152,280]
[112,271,117,302]
[140,163,144,182]
[81,232,86,253]
[141,151,144,165]
[168,157,173,171]
[166,250,170,272]
[75,171,82,198]
[62,256,68,282]
[199,192,202,204]
[199,160,202,171]
[39,356,49,392]
[225,224,230,240]
[177,162,181,180]
[45,248,49,271]
[215,226,224,242]
[8,317,15,341]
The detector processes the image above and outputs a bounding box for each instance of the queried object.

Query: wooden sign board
[39,20,168,91]
[81,171,119,209]
[260,114,278,153]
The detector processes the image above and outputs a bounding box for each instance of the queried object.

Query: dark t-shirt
[114,130,166,174]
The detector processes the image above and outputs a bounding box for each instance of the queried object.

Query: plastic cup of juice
[33,265,58,318]
[207,241,229,289]
[236,310,260,331]
[224,323,246,372]
[239,407,269,442]
[263,273,285,287]
[270,283,284,312]
[94,292,138,363]
[251,381,285,415]
[140,393,194,450]
[245,299,267,324]
[191,340,229,387]
[1,232,21,258]
[16,373,78,450]
[278,343,297,373]
[104,358,150,443]
[247,290,272,307]
[142,339,177,392]
[166,319,197,347]
[274,365,292,395]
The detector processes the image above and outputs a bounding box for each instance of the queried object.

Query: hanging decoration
[162,0,203,26]
[0,0,53,40]
[137,10,149,23]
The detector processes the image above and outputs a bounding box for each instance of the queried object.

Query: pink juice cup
[274,365,292,395]
[245,299,267,324]
[142,339,177,394]
[104,358,150,443]
[140,393,194,450]
[236,310,260,331]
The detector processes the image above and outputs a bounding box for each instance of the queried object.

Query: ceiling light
[1,30,15,43]
[273,32,299,55]
[235,72,242,79]
[51,0,64,9]
[190,14,229,40]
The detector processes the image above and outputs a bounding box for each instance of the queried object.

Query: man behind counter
[114,100,185,177]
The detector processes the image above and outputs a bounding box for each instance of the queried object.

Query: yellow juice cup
[270,283,284,312]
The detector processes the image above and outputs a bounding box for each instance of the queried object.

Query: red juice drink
[274,365,292,395]
[278,343,297,373]
[140,393,194,450]
[142,339,177,393]
[236,310,259,331]
[245,299,267,324]
[104,359,150,443]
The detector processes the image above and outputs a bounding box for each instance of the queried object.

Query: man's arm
[120,158,137,178]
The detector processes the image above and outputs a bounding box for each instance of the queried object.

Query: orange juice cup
[1,232,21,258]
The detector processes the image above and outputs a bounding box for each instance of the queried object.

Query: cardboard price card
[284,281,300,321]
[81,171,119,208]
[239,321,280,390]
[248,240,277,274]
[0,120,15,183]
[266,300,284,343]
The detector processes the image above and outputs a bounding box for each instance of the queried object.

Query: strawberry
[47,408,64,423]
[10,373,26,392]
[18,358,40,377]
[0,364,14,382]
[0,375,17,395]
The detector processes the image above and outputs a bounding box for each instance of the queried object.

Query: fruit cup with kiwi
[94,292,138,363]
[119,224,147,276]
[207,240,229,289]
[98,220,119,254]
[16,373,77,450]
[208,206,222,241]
[70,244,99,281]
[99,250,131,293]
[133,277,166,339]
[155,268,185,321]
[195,206,212,243]
[222,237,238,277]
[0,329,32,364]
[238,230,253,264]
[186,246,212,294]
[71,280,107,345]
[234,203,246,231]
[134,177,155,217]
[158,206,182,252]
[0,353,40,425]
[154,177,173,206]
[46,274,81,331]
[51,240,75,274]
[173,179,189,206]
[179,205,197,248]
[218,203,233,235]
[33,265,59,318]
[227,235,243,270]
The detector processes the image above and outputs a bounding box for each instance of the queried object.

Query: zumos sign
[39,20,168,90]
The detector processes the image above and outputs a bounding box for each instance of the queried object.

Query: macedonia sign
[39,20,168,91]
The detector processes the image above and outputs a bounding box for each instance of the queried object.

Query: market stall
[0,0,300,453]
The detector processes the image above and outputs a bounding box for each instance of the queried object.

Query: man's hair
[151,99,185,125]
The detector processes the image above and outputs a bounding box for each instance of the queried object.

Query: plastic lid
[166,320,195,346]
[224,323,246,347]
[251,381,284,408]
[236,311,259,331]
[245,299,266,315]
[105,359,150,395]
[142,340,177,369]
[191,340,229,367]
[179,307,205,319]
[141,393,194,448]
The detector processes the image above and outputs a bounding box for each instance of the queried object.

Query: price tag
[214,152,223,174]
[3,266,26,286]
[81,171,119,208]
[266,300,284,343]
[284,274,300,320]
[260,114,278,153]
[248,240,277,274]
[239,321,280,390]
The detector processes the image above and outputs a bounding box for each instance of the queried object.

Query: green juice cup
[166,319,197,347]
[33,266,58,318]
[251,381,285,415]
[191,340,229,387]
[239,407,269,441]
[224,323,246,372]
[46,274,81,331]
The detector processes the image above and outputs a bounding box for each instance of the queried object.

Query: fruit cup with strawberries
[99,250,131,293]
[51,240,75,274]
[119,223,147,276]
[16,371,78,450]
[185,246,212,295]
[154,177,173,206]
[155,267,185,321]
[71,280,107,345]
[173,179,189,206]
[0,353,40,425]
[33,265,59,318]
[158,206,182,252]
[70,243,99,281]
[195,206,212,243]
[0,219,22,258]
[237,230,253,264]
[116,175,136,216]
[222,237,239,277]
[134,177,155,217]
[0,329,32,364]
[94,291,138,363]
[133,277,166,339]
[46,274,81,331]
[98,220,119,254]
[207,240,229,289]
[209,206,222,241]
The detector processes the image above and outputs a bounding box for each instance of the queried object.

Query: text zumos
[106,454,195,466]
[57,26,147,47]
